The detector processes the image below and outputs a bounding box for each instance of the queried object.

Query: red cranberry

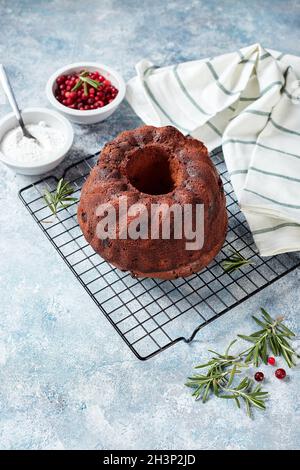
[254,372,264,382]
[54,70,118,110]
[275,368,286,379]
[268,357,276,366]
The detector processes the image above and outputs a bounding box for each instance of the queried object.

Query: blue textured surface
[0,0,300,450]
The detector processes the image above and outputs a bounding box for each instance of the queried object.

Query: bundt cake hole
[126,146,183,195]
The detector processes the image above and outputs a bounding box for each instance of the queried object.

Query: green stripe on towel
[240,96,258,101]
[261,81,284,95]
[205,61,242,96]
[270,118,300,137]
[239,59,256,64]
[223,139,300,160]
[230,167,300,183]
[253,222,300,235]
[239,81,283,102]
[223,139,258,145]
[259,52,271,60]
[206,121,222,137]
[250,167,300,183]
[276,53,286,61]
[173,65,211,116]
[243,110,271,117]
[236,50,270,64]
[230,169,249,176]
[244,189,300,209]
[142,68,190,133]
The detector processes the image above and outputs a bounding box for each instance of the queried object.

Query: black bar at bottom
[0,449,297,465]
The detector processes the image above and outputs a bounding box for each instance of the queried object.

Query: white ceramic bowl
[0,107,74,175]
[46,62,126,124]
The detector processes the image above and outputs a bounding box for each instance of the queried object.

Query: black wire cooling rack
[19,147,300,360]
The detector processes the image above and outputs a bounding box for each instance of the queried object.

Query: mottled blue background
[0,0,300,450]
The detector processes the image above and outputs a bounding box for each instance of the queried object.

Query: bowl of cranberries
[46,62,126,124]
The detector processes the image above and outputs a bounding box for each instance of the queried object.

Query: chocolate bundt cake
[78,126,227,279]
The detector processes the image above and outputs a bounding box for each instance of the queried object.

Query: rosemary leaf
[221,249,254,274]
[71,79,83,92]
[83,81,88,96]
[43,178,78,219]
[186,308,298,418]
[81,76,102,89]
[238,308,299,367]
[238,334,258,343]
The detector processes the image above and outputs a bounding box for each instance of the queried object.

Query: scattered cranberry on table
[55,70,119,110]
[275,368,286,380]
[254,371,264,382]
[267,356,276,366]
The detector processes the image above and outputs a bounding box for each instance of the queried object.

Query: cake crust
[78,126,228,279]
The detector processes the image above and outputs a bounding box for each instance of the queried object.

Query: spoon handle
[0,64,26,130]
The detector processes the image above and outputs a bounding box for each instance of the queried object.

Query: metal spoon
[0,64,39,142]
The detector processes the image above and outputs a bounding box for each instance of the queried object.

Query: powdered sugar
[0,121,65,163]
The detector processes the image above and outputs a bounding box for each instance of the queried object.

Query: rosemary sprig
[71,70,103,95]
[83,81,88,96]
[219,377,268,417]
[221,249,254,274]
[238,308,299,367]
[84,76,102,89]
[186,340,268,417]
[43,178,78,218]
[186,308,298,417]
[71,79,83,92]
[186,341,242,401]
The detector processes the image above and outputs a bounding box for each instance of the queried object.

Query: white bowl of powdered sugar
[0,107,73,175]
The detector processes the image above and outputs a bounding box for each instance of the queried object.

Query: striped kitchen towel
[126,43,300,256]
